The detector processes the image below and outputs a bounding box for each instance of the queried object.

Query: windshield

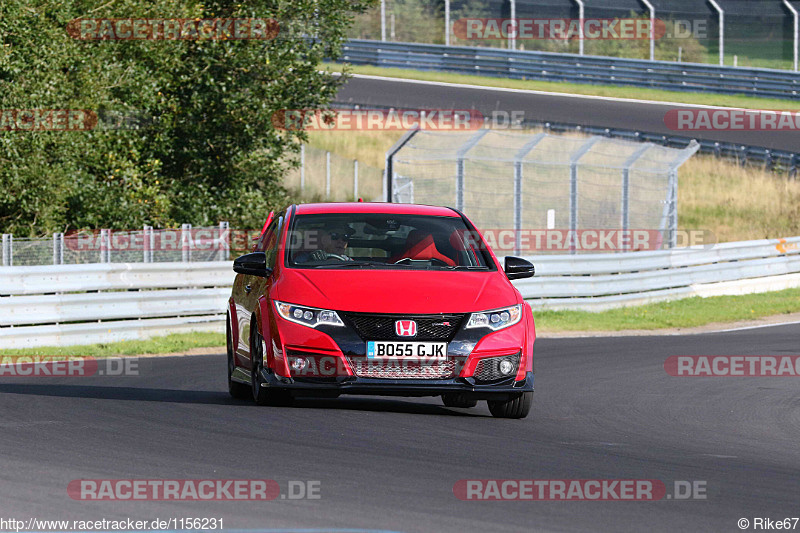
[286,213,493,270]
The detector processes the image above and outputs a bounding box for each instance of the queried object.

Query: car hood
[278,268,518,314]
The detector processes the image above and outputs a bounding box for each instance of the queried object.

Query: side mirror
[233,252,272,277]
[504,256,535,280]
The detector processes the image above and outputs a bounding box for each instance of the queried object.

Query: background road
[336,75,800,152]
[1,324,798,532]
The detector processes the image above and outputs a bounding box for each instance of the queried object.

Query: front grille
[351,360,457,379]
[473,353,520,383]
[342,312,466,341]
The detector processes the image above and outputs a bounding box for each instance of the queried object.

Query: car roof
[293,202,460,217]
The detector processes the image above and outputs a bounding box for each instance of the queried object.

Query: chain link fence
[284,145,384,201]
[0,223,250,267]
[389,130,699,254]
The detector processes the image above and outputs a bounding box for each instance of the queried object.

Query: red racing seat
[389,230,456,266]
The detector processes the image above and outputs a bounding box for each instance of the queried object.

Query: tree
[0,0,374,235]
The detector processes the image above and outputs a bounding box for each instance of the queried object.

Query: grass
[325,63,800,111]
[533,287,800,332]
[0,332,224,357]
[679,155,800,242]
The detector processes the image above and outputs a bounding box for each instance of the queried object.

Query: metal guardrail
[517,236,800,310]
[2,237,800,347]
[0,262,231,349]
[342,40,800,100]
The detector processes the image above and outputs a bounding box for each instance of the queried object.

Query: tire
[227,314,250,399]
[487,391,533,419]
[441,393,478,408]
[250,320,292,407]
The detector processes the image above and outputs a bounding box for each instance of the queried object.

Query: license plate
[367,341,447,360]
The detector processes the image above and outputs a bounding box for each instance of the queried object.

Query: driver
[298,223,354,262]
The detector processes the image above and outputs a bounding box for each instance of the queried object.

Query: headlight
[274,301,345,328]
[465,304,522,331]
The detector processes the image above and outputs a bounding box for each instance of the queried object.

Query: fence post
[300,144,305,192]
[384,128,420,202]
[181,223,192,262]
[445,0,450,46]
[150,226,156,263]
[569,137,600,255]
[513,133,546,256]
[100,229,111,263]
[143,225,152,263]
[621,144,652,252]
[455,129,489,212]
[218,221,230,261]
[2,234,12,266]
[354,160,359,200]
[668,169,678,248]
[326,151,331,199]
[52,233,64,265]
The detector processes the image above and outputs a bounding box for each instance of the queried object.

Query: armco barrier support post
[181,224,192,262]
[2,234,12,266]
[218,221,230,261]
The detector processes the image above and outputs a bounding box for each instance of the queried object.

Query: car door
[236,213,283,365]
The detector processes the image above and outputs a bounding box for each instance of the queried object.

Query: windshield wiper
[442,265,489,270]
[311,261,386,268]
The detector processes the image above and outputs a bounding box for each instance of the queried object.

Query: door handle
[245,285,252,294]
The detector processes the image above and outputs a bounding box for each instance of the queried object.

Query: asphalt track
[335,75,800,152]
[1,324,798,532]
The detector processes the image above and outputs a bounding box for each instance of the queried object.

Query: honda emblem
[395,320,417,337]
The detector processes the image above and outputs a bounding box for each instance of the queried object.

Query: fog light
[291,357,307,371]
[498,359,514,375]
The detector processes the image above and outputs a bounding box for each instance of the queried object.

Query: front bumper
[257,368,534,400]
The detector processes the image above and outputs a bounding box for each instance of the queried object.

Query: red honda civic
[226,202,536,418]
